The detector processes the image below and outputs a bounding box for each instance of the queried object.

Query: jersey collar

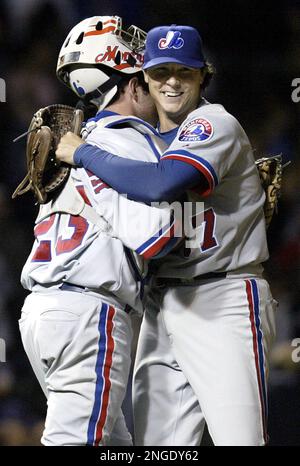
[87,110,119,124]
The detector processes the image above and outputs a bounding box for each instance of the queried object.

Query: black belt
[60,283,86,293]
[156,271,227,287]
[59,282,132,314]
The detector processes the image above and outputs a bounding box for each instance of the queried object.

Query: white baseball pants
[133,276,277,446]
[19,289,133,446]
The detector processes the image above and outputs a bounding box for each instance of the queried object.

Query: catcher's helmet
[57,16,146,108]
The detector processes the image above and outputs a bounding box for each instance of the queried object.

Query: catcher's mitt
[255,154,283,229]
[12,104,84,204]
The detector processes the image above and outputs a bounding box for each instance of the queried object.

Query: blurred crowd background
[0,0,299,446]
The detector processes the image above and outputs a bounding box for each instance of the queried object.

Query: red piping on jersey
[160,154,213,197]
[141,220,179,259]
[76,185,92,206]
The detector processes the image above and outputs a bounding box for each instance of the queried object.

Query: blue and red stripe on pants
[87,303,115,446]
[245,279,268,444]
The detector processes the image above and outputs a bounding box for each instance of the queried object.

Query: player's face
[144,64,203,126]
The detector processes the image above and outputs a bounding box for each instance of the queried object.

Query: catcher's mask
[57,16,147,109]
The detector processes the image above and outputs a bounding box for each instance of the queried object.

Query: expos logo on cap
[179,118,213,142]
[158,31,184,50]
[143,25,206,70]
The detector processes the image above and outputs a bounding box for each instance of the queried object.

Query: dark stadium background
[0,0,299,446]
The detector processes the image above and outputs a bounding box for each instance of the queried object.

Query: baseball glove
[255,154,283,229]
[12,104,84,204]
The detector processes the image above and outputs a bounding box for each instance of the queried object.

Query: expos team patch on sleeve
[178,118,213,142]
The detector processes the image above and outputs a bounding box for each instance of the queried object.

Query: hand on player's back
[56,132,84,165]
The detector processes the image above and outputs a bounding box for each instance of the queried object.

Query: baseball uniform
[19,111,177,446]
[133,101,277,446]
[69,101,278,445]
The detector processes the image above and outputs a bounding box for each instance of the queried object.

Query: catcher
[13,16,180,446]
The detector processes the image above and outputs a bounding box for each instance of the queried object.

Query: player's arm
[116,200,183,260]
[57,113,237,204]
[75,143,208,203]
[80,171,183,260]
[56,132,208,203]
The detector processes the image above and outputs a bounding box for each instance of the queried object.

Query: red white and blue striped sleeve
[160,149,218,197]
[135,214,181,259]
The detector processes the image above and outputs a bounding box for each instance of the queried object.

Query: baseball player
[56,25,278,446]
[19,17,179,446]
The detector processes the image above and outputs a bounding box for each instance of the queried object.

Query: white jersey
[157,100,268,278]
[133,103,276,447]
[21,114,175,311]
